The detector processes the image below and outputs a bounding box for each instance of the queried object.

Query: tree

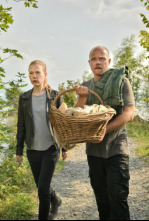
[0,0,38,33]
[5,73,27,112]
[0,0,38,74]
[0,0,38,154]
[58,71,93,107]
[139,0,149,53]
[139,0,149,104]
[113,35,149,107]
[58,80,78,108]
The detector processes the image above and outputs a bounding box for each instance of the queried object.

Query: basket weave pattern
[50,88,115,150]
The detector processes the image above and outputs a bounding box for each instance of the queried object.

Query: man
[75,46,135,220]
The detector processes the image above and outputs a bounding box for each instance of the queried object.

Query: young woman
[16,60,68,220]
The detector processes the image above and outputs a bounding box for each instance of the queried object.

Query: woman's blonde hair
[29,60,52,91]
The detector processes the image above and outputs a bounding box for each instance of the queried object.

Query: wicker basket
[50,88,116,150]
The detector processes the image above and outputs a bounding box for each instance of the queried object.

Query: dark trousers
[27,145,60,220]
[87,155,130,220]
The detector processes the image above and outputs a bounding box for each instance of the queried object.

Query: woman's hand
[62,151,68,161]
[16,155,23,165]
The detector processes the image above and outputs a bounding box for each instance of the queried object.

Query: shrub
[0,153,37,220]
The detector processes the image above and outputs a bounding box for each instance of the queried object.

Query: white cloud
[86,1,143,21]
[60,0,145,21]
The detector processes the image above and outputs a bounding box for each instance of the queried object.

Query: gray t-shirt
[82,77,135,158]
[31,93,54,151]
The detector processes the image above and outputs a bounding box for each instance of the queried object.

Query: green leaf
[0,74,5,77]
[24,2,30,7]
[0,5,14,33]
[0,67,5,74]
[2,48,23,60]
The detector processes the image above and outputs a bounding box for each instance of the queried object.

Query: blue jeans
[87,154,130,220]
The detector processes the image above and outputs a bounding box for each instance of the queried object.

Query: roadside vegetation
[0,153,37,220]
[127,117,149,158]
[0,148,65,220]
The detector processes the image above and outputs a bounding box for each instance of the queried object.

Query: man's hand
[75,85,89,97]
[16,155,23,165]
[62,151,68,161]
[74,86,88,108]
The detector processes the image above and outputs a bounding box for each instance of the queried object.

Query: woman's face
[29,64,47,87]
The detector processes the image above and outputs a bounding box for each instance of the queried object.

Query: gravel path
[128,138,149,220]
[51,138,149,220]
[53,143,98,220]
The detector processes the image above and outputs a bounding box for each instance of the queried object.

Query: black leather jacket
[16,88,63,155]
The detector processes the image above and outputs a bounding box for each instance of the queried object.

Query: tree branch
[0,55,14,64]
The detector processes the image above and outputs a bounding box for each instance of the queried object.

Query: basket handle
[52,87,104,107]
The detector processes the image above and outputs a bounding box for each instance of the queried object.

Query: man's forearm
[74,97,87,108]
[106,106,135,133]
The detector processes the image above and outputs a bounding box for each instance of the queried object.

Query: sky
[0,0,148,91]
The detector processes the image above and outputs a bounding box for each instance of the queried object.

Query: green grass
[0,153,65,220]
[0,154,38,220]
[55,156,65,174]
[127,118,149,158]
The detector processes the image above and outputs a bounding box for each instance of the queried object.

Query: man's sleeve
[122,78,135,106]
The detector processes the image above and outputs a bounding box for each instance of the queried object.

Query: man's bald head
[88,46,111,81]
[89,46,110,60]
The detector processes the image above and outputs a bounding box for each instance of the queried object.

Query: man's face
[89,48,111,79]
